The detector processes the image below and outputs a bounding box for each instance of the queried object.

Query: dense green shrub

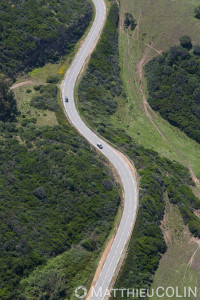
[168,184,200,237]
[80,239,96,251]
[188,219,200,237]
[193,44,200,55]
[30,84,58,111]
[0,78,17,121]
[46,74,60,84]
[33,187,47,199]
[194,5,200,19]
[179,35,192,50]
[33,85,43,91]
[21,118,37,127]
[124,13,137,30]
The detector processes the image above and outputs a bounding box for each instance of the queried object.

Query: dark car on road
[97,143,103,149]
[65,97,69,102]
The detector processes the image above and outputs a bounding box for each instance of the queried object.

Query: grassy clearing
[118,0,200,179]
[13,83,58,126]
[150,197,200,299]
[13,61,62,126]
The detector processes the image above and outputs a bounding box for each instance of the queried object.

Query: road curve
[62,0,138,299]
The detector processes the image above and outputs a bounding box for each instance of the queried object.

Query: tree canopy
[194,5,200,19]
[0,78,17,121]
[179,35,192,50]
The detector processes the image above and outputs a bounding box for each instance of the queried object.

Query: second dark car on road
[97,143,103,149]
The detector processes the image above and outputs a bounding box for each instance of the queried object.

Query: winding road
[62,0,138,299]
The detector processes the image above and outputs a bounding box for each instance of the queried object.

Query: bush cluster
[46,74,60,84]
[124,13,137,30]
[30,84,58,111]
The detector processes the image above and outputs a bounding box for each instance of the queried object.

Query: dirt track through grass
[116,0,200,291]
[116,0,200,182]
[150,198,200,300]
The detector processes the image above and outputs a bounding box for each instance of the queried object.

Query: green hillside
[0,116,120,299]
[0,0,92,77]
[115,0,200,180]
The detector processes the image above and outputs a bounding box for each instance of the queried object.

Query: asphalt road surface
[62,0,138,298]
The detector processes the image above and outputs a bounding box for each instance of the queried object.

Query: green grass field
[150,198,200,300]
[117,0,200,180]
[14,82,59,126]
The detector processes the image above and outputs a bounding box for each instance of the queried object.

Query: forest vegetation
[0,0,92,78]
[145,36,200,144]
[0,77,17,121]
[0,118,120,299]
[0,0,92,123]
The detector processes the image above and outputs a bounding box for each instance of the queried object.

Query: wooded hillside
[145,37,200,144]
[0,0,92,77]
